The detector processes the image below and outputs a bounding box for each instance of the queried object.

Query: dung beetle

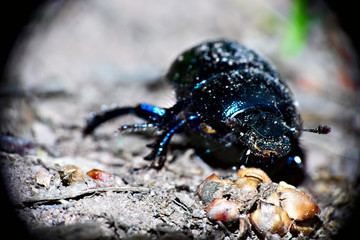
[84,40,330,182]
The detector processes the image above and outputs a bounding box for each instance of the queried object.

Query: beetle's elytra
[84,40,330,183]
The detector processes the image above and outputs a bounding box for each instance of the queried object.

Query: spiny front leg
[118,123,155,132]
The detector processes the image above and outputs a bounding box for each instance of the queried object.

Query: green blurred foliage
[282,0,309,56]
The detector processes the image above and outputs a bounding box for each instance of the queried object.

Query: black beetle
[84,40,330,182]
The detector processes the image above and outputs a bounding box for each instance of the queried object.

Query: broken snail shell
[249,201,291,237]
[278,188,320,221]
[205,198,240,222]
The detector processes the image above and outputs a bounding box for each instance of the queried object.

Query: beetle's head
[247,112,291,158]
[225,110,331,159]
[225,111,291,158]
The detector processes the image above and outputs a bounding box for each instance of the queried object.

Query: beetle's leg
[120,100,192,133]
[118,123,155,132]
[144,115,199,169]
[157,99,191,127]
[144,119,187,168]
[84,104,166,135]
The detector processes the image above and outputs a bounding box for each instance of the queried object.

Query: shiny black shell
[167,40,277,98]
[166,40,301,132]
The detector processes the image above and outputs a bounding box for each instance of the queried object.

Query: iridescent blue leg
[145,115,200,168]
[83,104,166,135]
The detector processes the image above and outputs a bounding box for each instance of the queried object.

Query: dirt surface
[1,1,359,239]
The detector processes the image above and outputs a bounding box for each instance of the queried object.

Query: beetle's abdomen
[166,40,278,100]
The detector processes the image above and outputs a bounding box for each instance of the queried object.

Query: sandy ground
[1,1,359,239]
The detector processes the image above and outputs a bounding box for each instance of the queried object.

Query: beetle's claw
[148,156,166,170]
[143,147,167,169]
[146,142,157,149]
[144,151,156,161]
[129,155,165,172]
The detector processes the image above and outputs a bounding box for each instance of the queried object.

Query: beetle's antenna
[285,124,331,135]
[302,125,331,134]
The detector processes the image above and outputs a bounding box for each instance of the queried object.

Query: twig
[19,186,150,207]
